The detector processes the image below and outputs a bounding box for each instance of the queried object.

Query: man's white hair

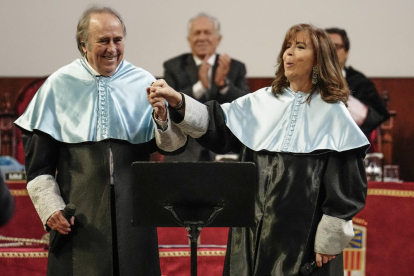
[187,13,221,35]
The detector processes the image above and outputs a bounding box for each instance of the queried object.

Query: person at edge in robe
[0,172,15,228]
[147,24,369,276]
[14,6,186,276]
[162,13,249,162]
[325,28,389,139]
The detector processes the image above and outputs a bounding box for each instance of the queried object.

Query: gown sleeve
[20,129,66,229]
[164,95,243,155]
[21,129,59,182]
[196,100,243,154]
[314,147,367,255]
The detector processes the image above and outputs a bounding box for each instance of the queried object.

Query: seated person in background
[325,28,390,138]
[162,13,249,161]
[0,170,15,227]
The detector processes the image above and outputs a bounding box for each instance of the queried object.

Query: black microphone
[300,261,317,275]
[49,204,76,253]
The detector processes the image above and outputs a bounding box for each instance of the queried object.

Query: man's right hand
[198,55,211,89]
[47,210,74,235]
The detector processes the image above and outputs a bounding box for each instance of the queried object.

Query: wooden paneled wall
[1,77,413,181]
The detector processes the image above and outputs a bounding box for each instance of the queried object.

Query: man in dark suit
[326,28,389,138]
[163,13,249,161]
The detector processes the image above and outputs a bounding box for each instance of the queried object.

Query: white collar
[342,68,346,78]
[193,54,216,67]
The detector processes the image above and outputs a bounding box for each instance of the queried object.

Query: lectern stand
[131,162,256,276]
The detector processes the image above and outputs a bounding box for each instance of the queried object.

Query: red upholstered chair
[14,78,47,165]
[369,128,380,153]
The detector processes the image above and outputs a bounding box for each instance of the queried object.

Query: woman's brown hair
[271,24,349,105]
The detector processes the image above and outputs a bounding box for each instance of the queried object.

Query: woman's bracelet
[173,93,185,110]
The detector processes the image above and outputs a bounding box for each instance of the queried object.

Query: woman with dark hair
[148,24,369,275]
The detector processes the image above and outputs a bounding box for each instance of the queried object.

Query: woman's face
[283,32,315,84]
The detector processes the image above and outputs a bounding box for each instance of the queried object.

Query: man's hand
[147,79,182,121]
[47,210,75,235]
[315,252,336,267]
[198,55,211,89]
[214,54,231,87]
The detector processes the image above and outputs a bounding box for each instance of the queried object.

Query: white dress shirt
[192,54,229,99]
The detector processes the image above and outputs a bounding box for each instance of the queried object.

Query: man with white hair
[162,13,249,161]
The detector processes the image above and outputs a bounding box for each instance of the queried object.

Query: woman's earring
[312,66,318,85]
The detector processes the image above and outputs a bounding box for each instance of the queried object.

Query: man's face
[329,33,348,69]
[82,13,124,76]
[187,17,221,59]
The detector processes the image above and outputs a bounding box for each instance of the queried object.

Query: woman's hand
[315,252,336,267]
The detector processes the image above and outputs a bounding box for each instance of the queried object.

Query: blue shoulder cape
[15,59,155,144]
[221,87,370,153]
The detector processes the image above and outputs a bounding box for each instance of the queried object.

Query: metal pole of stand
[190,225,198,276]
[164,206,223,276]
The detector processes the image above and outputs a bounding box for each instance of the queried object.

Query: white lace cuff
[154,109,187,152]
[27,175,66,230]
[153,110,169,131]
[177,95,209,138]
[314,214,354,255]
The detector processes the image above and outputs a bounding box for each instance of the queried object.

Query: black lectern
[131,162,255,276]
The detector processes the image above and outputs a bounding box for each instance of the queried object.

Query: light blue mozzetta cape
[220,87,370,153]
[15,59,156,144]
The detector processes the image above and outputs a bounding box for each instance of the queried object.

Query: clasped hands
[146,79,182,121]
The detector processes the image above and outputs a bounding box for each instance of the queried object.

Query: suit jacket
[163,53,249,104]
[163,53,250,161]
[346,66,390,137]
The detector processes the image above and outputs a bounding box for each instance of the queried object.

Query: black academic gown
[345,66,389,137]
[177,101,368,276]
[21,129,162,276]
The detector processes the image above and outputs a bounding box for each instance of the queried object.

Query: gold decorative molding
[10,189,28,196]
[368,189,414,198]
[0,252,48,258]
[159,250,226,258]
[352,217,368,226]
[0,236,48,245]
[6,180,26,184]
